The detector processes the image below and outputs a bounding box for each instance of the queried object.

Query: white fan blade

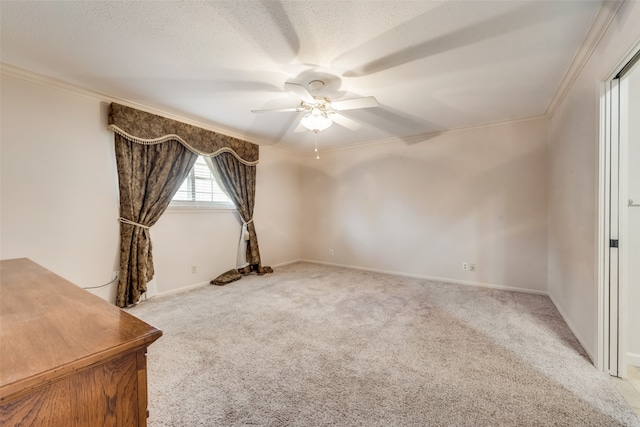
[293,122,307,133]
[331,96,379,111]
[330,113,362,131]
[285,82,315,104]
[251,106,303,113]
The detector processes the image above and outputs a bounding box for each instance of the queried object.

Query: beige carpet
[127,262,640,426]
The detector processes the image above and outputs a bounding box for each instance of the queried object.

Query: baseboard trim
[547,293,594,363]
[147,280,211,300]
[145,259,550,301]
[627,353,640,368]
[143,259,302,301]
[298,259,548,296]
[270,259,302,268]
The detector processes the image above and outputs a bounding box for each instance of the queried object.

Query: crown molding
[545,0,623,117]
[0,62,265,147]
[0,55,575,158]
[3,62,550,157]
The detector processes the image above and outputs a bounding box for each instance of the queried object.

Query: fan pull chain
[314,131,320,160]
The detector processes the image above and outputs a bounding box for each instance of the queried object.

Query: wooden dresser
[0,258,162,426]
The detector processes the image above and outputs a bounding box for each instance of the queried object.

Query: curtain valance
[108,103,259,165]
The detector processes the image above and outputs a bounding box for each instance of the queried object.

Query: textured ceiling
[1,1,604,153]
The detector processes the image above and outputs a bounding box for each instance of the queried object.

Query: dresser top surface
[0,258,162,399]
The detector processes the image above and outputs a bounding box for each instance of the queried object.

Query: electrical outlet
[470,264,476,272]
[329,249,334,256]
[112,271,119,281]
[462,262,469,271]
[191,265,197,273]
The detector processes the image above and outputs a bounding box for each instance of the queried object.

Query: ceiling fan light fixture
[252,80,377,134]
[301,112,332,133]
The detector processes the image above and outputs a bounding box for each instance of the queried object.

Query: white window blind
[170,156,235,209]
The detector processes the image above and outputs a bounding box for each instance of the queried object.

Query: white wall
[548,0,640,365]
[253,145,301,268]
[299,118,549,293]
[626,62,640,366]
[0,74,121,301]
[0,72,300,302]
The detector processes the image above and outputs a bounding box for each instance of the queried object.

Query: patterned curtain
[210,151,272,275]
[109,103,267,303]
[114,134,197,307]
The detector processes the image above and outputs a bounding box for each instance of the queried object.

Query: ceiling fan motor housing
[308,80,325,94]
[251,80,378,133]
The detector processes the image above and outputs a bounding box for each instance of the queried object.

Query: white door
[604,78,621,376]
[602,49,640,378]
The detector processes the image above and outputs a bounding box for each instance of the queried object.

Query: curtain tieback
[118,217,151,230]
[241,218,253,241]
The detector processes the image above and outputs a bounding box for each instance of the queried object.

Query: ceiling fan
[251,80,379,133]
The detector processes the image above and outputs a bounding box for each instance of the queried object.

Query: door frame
[598,45,640,377]
[598,77,618,376]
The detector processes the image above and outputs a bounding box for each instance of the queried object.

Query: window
[170,156,235,210]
